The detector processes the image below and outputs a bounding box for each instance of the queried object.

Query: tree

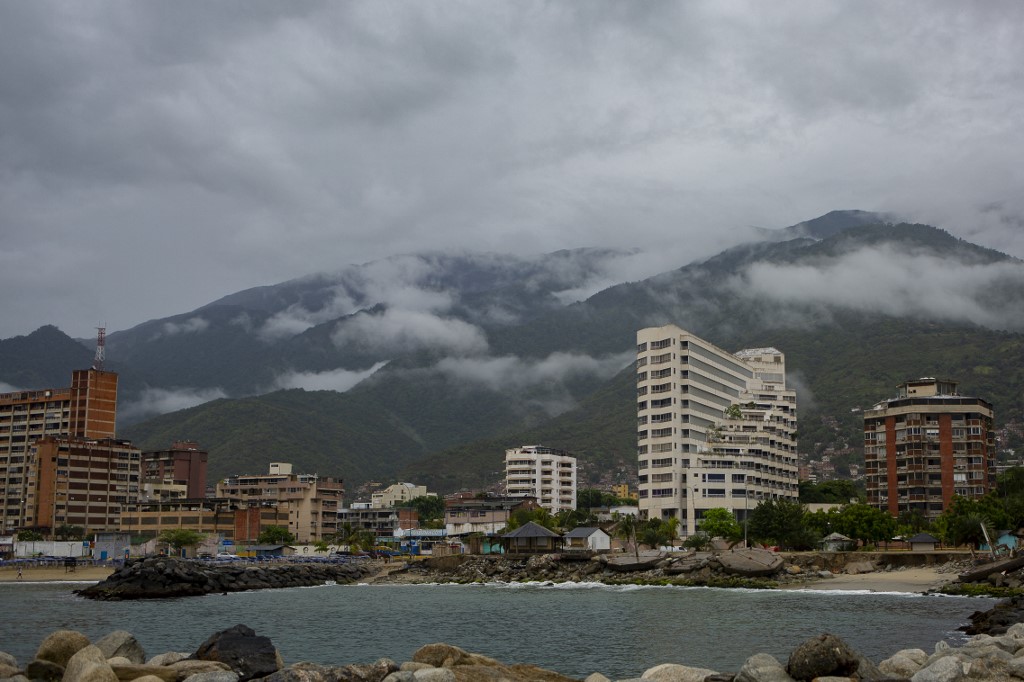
[54,524,84,541]
[398,495,446,526]
[17,529,44,542]
[158,529,205,551]
[748,499,817,550]
[257,525,295,545]
[699,508,743,546]
[832,504,895,547]
[505,507,555,532]
[682,531,711,551]
[613,512,640,560]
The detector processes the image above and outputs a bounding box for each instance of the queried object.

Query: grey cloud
[729,245,1024,330]
[120,386,228,420]
[160,317,210,337]
[2,2,1024,338]
[433,351,633,393]
[332,309,489,356]
[273,362,387,392]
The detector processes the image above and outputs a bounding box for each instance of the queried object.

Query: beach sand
[0,565,114,583]
[784,566,956,593]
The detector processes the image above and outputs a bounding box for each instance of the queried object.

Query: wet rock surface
[76,558,371,600]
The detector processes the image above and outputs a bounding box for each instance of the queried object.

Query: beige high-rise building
[636,325,798,536]
[505,445,577,513]
[864,378,995,521]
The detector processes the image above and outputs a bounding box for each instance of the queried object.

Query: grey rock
[259,659,398,682]
[0,675,29,682]
[382,673,415,682]
[145,653,190,667]
[193,625,282,682]
[583,674,612,682]
[1007,657,1024,677]
[640,663,719,682]
[735,653,793,682]
[411,645,499,669]
[108,664,178,682]
[411,670,455,682]
[62,645,117,682]
[95,632,146,665]
[879,653,924,678]
[787,634,860,681]
[35,630,90,668]
[910,656,967,682]
[0,665,21,680]
[180,672,240,682]
[0,654,16,669]
[399,663,432,672]
[167,660,235,678]
[24,659,63,682]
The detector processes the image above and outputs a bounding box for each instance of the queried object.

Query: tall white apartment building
[505,445,577,513]
[636,325,798,536]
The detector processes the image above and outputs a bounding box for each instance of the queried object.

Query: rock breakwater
[5,612,1024,682]
[385,551,964,590]
[76,557,370,600]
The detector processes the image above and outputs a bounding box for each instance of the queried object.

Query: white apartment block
[636,325,798,536]
[505,445,577,513]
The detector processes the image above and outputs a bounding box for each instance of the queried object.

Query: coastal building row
[636,325,799,536]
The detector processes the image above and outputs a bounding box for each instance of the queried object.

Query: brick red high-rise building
[864,378,996,521]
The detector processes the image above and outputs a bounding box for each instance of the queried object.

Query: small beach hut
[820,532,855,552]
[501,521,563,555]
[907,532,939,552]
[563,527,611,552]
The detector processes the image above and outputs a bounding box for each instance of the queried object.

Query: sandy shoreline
[781,567,956,594]
[0,563,958,594]
[0,565,114,583]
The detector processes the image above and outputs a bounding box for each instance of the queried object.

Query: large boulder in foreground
[786,633,881,681]
[193,625,283,681]
[35,629,91,667]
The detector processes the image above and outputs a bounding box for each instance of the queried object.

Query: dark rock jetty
[5,612,1024,682]
[76,557,371,600]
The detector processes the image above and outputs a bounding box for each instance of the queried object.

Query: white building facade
[505,446,577,513]
[636,325,798,536]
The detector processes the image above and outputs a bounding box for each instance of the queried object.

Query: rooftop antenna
[93,326,106,371]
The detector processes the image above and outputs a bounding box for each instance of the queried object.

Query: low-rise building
[215,463,343,542]
[141,440,208,502]
[444,496,539,537]
[119,499,291,544]
[371,482,430,508]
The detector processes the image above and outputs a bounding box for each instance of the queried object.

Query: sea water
[0,581,996,679]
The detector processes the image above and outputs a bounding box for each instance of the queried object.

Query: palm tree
[613,512,640,561]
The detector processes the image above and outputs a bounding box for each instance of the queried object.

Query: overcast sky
[2,1,1023,340]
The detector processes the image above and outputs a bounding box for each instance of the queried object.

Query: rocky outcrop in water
[5,617,1024,682]
[76,558,371,600]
